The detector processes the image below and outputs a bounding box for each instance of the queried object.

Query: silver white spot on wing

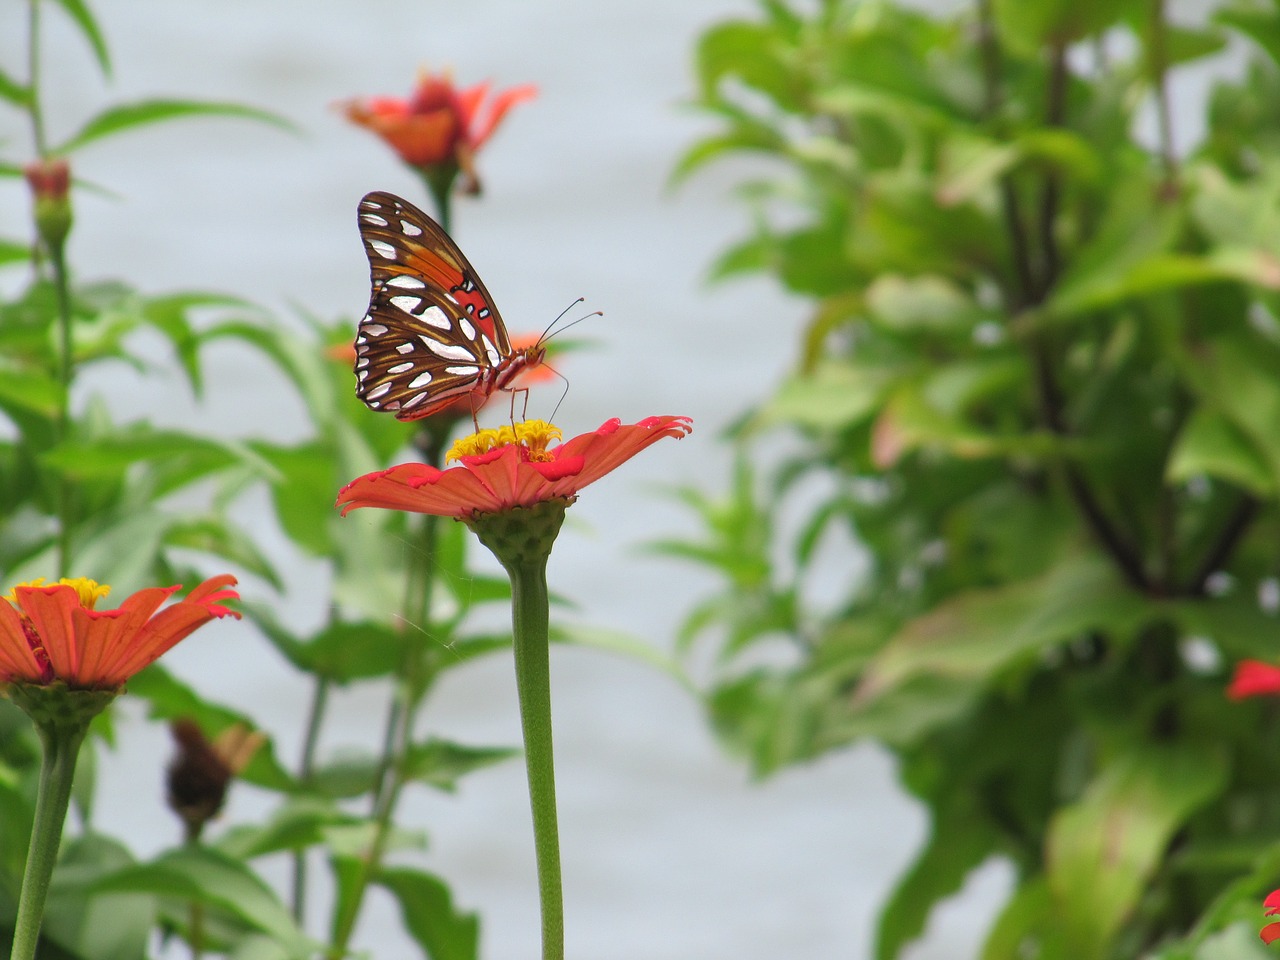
[424,340,478,362]
[395,342,414,355]
[388,362,415,375]
[359,212,388,226]
[399,218,423,237]
[408,371,433,389]
[480,336,500,366]
[445,365,480,376]
[361,323,389,337]
[365,382,392,400]
[368,239,396,260]
[386,275,426,290]
[402,393,428,410]
[458,317,476,340]
[389,295,422,314]
[421,306,452,330]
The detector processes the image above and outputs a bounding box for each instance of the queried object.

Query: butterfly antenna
[542,309,604,344]
[537,298,585,344]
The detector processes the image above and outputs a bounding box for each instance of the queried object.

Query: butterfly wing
[354,191,512,420]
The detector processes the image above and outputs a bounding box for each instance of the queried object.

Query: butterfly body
[354,191,545,421]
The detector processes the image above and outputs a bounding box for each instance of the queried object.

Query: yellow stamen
[446,420,562,463]
[3,577,111,609]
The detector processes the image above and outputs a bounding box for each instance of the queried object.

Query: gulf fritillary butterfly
[353,191,546,421]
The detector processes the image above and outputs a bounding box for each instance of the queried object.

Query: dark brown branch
[1185,495,1259,596]
[1035,42,1069,300]
[1031,345,1152,592]
[975,0,1036,307]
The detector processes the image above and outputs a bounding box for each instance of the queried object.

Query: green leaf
[86,847,314,958]
[375,867,479,960]
[43,833,153,960]
[1046,739,1228,958]
[55,99,293,154]
[1166,408,1274,496]
[857,554,1151,698]
[1217,3,1280,66]
[0,66,30,107]
[217,797,357,860]
[403,739,517,793]
[760,362,897,431]
[50,0,111,76]
[876,814,1001,960]
[0,238,30,266]
[254,615,410,683]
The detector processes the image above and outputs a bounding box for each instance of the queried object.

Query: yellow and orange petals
[447,420,563,463]
[4,577,110,609]
[339,416,691,520]
[0,577,238,689]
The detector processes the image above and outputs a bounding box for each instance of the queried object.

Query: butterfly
[353,191,546,422]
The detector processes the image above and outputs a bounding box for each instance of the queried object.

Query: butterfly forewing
[354,191,512,420]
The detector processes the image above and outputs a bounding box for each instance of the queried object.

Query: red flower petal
[1,578,239,689]
[1228,660,1280,700]
[337,416,692,520]
[1263,921,1280,945]
[1265,888,1280,913]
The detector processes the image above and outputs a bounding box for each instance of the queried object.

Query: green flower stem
[9,712,92,960]
[466,499,571,960]
[506,553,564,960]
[49,240,74,578]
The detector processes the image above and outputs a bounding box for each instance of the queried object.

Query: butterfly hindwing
[354,191,512,420]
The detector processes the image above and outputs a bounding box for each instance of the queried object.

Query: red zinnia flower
[341,69,536,191]
[337,416,693,519]
[1263,889,1280,944]
[1227,659,1280,700]
[0,576,240,690]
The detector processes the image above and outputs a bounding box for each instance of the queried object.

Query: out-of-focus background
[0,1,1025,956]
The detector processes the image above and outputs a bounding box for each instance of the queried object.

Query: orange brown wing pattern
[354,191,511,421]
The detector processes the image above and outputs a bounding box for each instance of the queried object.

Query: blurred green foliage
[672,0,1280,956]
[0,3,518,958]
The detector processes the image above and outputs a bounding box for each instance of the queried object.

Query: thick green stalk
[506,554,563,960]
[9,720,88,960]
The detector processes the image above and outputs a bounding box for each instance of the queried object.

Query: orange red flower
[1263,889,1280,944]
[1227,659,1280,700]
[341,69,536,190]
[0,576,240,690]
[337,416,693,519]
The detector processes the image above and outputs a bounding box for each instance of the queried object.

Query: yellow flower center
[4,577,111,609]
[446,419,562,463]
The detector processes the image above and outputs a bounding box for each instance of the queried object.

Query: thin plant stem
[1149,0,1179,187]
[27,0,46,156]
[290,673,330,923]
[9,722,88,960]
[49,241,74,577]
[506,555,563,960]
[333,428,445,956]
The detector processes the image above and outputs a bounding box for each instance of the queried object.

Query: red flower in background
[342,69,536,193]
[337,416,693,519]
[0,576,240,690]
[1263,889,1280,944]
[1227,659,1280,700]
